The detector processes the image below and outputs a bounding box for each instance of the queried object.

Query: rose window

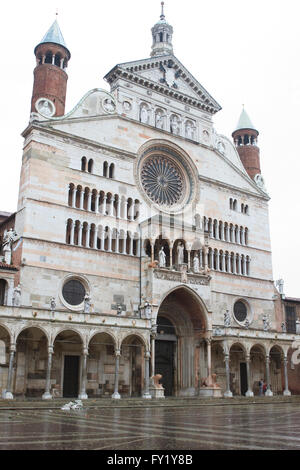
[140,156,184,206]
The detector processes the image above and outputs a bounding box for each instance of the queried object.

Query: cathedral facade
[0,5,299,400]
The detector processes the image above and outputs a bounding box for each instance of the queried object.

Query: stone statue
[193,254,200,273]
[50,297,56,311]
[224,310,231,327]
[185,121,194,139]
[244,319,250,329]
[170,115,180,135]
[262,315,270,331]
[140,105,149,124]
[159,247,166,268]
[144,301,152,319]
[12,284,21,307]
[275,279,284,295]
[281,322,287,333]
[177,242,184,265]
[2,228,17,264]
[155,111,164,129]
[83,294,91,313]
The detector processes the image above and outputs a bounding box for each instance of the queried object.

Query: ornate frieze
[153,267,211,286]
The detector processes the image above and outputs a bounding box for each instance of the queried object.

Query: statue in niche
[155,110,165,129]
[185,121,194,139]
[177,242,184,265]
[144,301,152,319]
[193,254,200,273]
[140,105,149,124]
[83,294,92,313]
[170,115,180,135]
[12,284,21,307]
[159,247,166,268]
[224,310,231,327]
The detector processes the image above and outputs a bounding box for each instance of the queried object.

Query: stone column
[110,196,115,217]
[70,220,75,245]
[169,242,174,268]
[243,256,247,276]
[3,344,16,399]
[216,251,220,271]
[265,355,273,396]
[78,348,88,399]
[245,354,254,397]
[87,192,92,212]
[93,226,98,249]
[187,250,191,271]
[85,223,90,248]
[142,351,152,399]
[107,230,112,252]
[151,333,156,377]
[117,198,121,219]
[102,195,107,215]
[129,234,134,256]
[283,356,291,396]
[71,188,76,208]
[112,349,121,399]
[42,346,54,400]
[224,353,233,398]
[95,193,99,213]
[206,338,212,384]
[78,223,83,246]
[150,242,154,263]
[115,230,120,253]
[80,190,84,210]
[100,229,105,250]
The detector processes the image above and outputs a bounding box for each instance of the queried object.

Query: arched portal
[53,329,83,398]
[121,335,146,397]
[155,287,208,396]
[15,327,48,397]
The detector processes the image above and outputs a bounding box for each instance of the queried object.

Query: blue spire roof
[35,20,70,58]
[235,108,257,132]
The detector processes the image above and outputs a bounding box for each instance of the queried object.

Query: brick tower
[232,108,261,180]
[31,19,71,117]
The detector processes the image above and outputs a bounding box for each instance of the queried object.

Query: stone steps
[0,394,300,410]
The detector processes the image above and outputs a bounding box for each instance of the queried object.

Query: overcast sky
[2,0,299,297]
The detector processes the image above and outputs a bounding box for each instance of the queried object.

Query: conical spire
[235,107,257,132]
[151,2,174,57]
[34,19,70,59]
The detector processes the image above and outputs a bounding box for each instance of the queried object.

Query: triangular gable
[104,55,221,115]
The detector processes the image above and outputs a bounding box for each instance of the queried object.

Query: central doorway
[155,286,207,397]
[63,355,80,397]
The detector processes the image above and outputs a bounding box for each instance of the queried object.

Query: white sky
[1,0,300,297]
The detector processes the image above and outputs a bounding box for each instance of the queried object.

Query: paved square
[0,403,300,450]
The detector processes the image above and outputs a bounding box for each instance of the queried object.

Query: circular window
[62,279,86,306]
[233,301,247,323]
[141,156,184,206]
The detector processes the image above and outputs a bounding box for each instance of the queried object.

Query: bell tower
[31,19,71,117]
[151,2,174,57]
[232,108,261,180]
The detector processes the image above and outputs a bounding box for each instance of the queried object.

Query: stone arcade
[0,4,299,400]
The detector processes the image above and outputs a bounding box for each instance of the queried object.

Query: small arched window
[81,157,87,172]
[109,163,115,179]
[160,32,164,42]
[103,161,108,177]
[88,159,93,174]
[45,52,52,64]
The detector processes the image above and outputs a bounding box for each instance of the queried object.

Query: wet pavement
[0,402,300,450]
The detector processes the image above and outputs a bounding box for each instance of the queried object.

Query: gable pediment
[104,55,221,115]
